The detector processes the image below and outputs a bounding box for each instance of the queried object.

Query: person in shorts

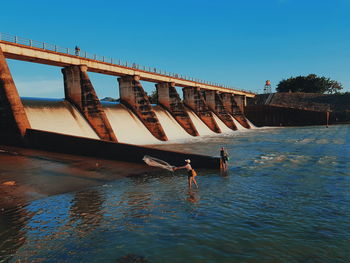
[173,159,198,189]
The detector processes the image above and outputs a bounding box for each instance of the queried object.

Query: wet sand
[0,145,160,209]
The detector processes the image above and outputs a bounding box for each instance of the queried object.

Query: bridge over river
[0,33,255,147]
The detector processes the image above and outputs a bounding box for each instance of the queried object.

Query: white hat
[185,159,191,163]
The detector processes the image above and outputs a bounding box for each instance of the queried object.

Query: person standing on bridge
[173,159,198,189]
[75,46,80,56]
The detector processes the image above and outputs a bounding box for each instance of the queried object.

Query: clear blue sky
[1,0,350,98]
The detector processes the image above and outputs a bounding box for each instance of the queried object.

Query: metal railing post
[0,32,252,95]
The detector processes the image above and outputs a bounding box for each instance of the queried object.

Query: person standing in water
[220,147,229,171]
[173,159,198,189]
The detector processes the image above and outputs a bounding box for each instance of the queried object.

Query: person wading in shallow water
[220,147,229,171]
[173,159,198,189]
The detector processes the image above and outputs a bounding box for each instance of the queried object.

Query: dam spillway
[22,98,99,140]
[0,33,255,168]
[21,98,252,146]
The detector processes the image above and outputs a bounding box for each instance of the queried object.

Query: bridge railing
[0,32,255,95]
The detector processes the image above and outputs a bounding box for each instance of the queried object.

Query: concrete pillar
[205,90,237,130]
[234,95,245,113]
[62,65,117,142]
[221,93,250,129]
[0,46,31,145]
[183,87,221,133]
[118,75,168,141]
[156,82,199,136]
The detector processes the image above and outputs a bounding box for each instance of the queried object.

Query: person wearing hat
[173,159,198,189]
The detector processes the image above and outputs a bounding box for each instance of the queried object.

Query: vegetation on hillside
[276,74,343,94]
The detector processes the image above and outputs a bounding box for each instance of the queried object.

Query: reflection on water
[69,189,104,236]
[187,190,199,204]
[0,125,350,262]
[0,206,30,263]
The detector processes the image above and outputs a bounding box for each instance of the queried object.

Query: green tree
[276,74,343,94]
[148,90,158,104]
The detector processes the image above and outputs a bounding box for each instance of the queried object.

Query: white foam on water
[21,98,262,145]
[186,108,217,136]
[102,103,161,145]
[212,113,233,133]
[153,106,193,140]
[231,116,246,131]
[23,99,99,139]
[246,118,258,129]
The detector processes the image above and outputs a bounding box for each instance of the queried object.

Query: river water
[1,125,349,262]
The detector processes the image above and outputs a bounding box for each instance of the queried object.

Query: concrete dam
[21,98,249,145]
[0,33,255,168]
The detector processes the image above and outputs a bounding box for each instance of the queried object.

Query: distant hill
[101,97,120,102]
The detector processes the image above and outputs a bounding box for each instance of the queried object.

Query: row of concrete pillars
[61,65,250,142]
[0,44,249,145]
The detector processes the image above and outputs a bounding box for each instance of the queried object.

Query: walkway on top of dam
[0,33,255,98]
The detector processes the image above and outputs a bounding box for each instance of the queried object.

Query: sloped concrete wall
[119,75,168,141]
[0,46,30,145]
[62,65,117,142]
[183,87,221,133]
[221,93,250,129]
[156,82,198,136]
[205,90,237,130]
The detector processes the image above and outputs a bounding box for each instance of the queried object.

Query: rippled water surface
[1,125,350,262]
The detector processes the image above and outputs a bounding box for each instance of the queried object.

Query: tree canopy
[148,90,158,104]
[276,74,343,94]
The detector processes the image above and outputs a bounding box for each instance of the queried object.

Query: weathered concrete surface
[24,129,220,169]
[205,90,237,130]
[119,75,168,141]
[247,92,350,125]
[245,105,330,127]
[0,46,30,145]
[156,82,199,136]
[62,65,117,142]
[252,93,331,111]
[183,87,221,133]
[221,93,250,129]
[0,41,255,97]
[233,95,246,113]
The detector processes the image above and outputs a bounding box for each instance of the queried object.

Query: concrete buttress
[205,90,237,130]
[183,87,221,133]
[234,95,246,113]
[221,93,250,129]
[62,65,117,141]
[0,46,31,145]
[118,75,168,141]
[156,82,199,136]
